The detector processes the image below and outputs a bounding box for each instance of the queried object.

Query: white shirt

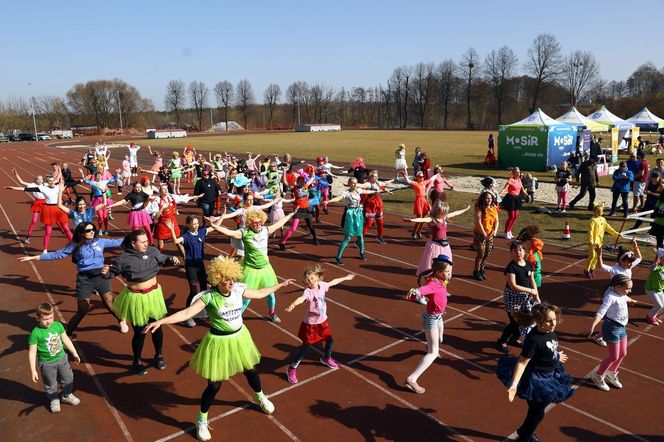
[597,289,630,326]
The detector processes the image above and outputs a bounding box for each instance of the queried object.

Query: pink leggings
[44,222,73,250]
[597,338,628,375]
[504,210,519,233]
[557,191,568,209]
[27,212,40,235]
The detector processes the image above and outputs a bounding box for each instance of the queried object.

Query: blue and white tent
[626,107,664,131]
[586,106,635,130]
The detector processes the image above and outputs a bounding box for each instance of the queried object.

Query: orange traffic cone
[562,221,571,240]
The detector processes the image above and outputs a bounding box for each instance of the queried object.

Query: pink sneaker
[119,320,129,334]
[320,357,339,369]
[286,367,298,384]
[646,316,660,326]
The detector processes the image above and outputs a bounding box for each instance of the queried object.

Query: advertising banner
[581,129,592,151]
[547,126,577,167]
[631,127,640,152]
[498,125,548,171]
[611,127,619,163]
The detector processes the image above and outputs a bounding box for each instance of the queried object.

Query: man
[194,169,221,221]
[589,137,603,159]
[569,157,599,210]
[652,158,664,179]
[633,150,650,212]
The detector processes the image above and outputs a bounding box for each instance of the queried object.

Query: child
[496,303,573,442]
[28,303,81,413]
[516,225,544,288]
[522,173,538,204]
[473,192,500,280]
[587,274,637,391]
[644,249,664,325]
[404,255,452,394]
[585,203,620,279]
[285,265,355,383]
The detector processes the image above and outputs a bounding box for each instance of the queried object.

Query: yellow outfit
[586,216,619,270]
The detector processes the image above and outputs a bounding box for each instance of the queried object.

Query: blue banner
[547,126,578,168]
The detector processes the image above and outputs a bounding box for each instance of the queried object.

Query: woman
[473,192,499,281]
[361,170,393,244]
[608,161,634,218]
[56,186,107,229]
[554,161,572,212]
[109,182,155,245]
[144,257,294,441]
[404,171,432,240]
[102,230,180,375]
[349,157,370,184]
[61,162,81,203]
[5,170,45,245]
[209,208,298,323]
[499,167,528,239]
[326,177,380,265]
[420,152,431,180]
[148,146,163,173]
[279,173,318,249]
[394,144,408,181]
[153,184,200,251]
[19,222,127,335]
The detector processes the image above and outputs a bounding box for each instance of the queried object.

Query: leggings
[557,190,568,209]
[597,337,628,376]
[280,217,316,244]
[363,217,384,237]
[646,289,664,319]
[517,400,548,440]
[290,338,334,368]
[336,234,364,259]
[131,320,164,365]
[498,311,520,345]
[407,322,444,383]
[505,210,519,233]
[185,262,208,308]
[473,233,494,272]
[67,292,120,334]
[27,212,40,236]
[44,222,73,250]
[200,369,262,413]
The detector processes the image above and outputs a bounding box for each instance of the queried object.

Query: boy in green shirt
[28,303,81,413]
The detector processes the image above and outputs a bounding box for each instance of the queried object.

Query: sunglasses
[84,227,95,232]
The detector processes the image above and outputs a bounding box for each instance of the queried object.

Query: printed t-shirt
[201,285,246,332]
[521,329,559,372]
[302,281,330,324]
[241,227,269,269]
[29,321,66,363]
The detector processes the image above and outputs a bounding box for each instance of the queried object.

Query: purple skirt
[127,209,153,228]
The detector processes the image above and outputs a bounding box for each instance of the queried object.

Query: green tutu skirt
[343,206,364,237]
[111,285,167,327]
[190,325,261,381]
[241,263,278,290]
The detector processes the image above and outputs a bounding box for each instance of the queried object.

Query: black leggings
[498,311,520,345]
[131,319,163,365]
[517,400,548,439]
[185,262,208,307]
[290,337,334,368]
[200,369,262,413]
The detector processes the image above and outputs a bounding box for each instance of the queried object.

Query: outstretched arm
[206,218,243,239]
[447,204,472,220]
[328,274,355,288]
[266,209,298,234]
[144,299,207,334]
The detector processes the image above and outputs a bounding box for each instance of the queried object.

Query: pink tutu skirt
[127,209,153,228]
[416,240,452,276]
[269,208,285,225]
[91,196,113,218]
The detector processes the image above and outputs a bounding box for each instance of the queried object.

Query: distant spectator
[569,157,599,210]
[633,150,650,212]
[608,161,634,218]
[412,147,423,175]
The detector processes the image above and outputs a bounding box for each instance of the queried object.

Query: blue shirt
[182,229,207,263]
[611,169,634,193]
[68,208,95,227]
[41,238,123,271]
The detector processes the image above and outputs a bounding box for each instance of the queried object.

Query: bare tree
[36,96,70,129]
[286,81,309,126]
[459,48,480,129]
[437,59,457,129]
[525,34,562,112]
[562,51,599,106]
[412,62,434,128]
[484,46,518,126]
[235,79,255,129]
[626,62,664,97]
[189,81,209,131]
[263,84,281,130]
[214,81,234,131]
[165,80,185,126]
[389,67,411,128]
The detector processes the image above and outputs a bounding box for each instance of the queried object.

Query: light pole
[296,94,301,128]
[572,61,583,106]
[466,62,474,129]
[117,91,123,134]
[28,82,38,138]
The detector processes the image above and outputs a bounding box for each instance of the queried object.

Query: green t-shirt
[645,264,664,292]
[200,285,246,332]
[241,227,269,269]
[28,321,66,363]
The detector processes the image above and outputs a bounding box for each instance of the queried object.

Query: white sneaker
[505,231,513,239]
[196,418,212,441]
[61,393,81,406]
[590,372,610,391]
[605,371,623,389]
[417,296,427,305]
[256,394,275,415]
[184,318,196,327]
[50,399,61,413]
[593,334,607,347]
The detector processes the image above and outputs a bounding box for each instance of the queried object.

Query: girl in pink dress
[403,171,432,239]
[148,146,163,173]
[427,166,454,202]
[499,167,529,239]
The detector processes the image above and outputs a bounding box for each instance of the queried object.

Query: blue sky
[3,0,662,110]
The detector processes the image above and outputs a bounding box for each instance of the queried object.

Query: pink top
[507,177,522,196]
[429,175,453,193]
[430,219,448,240]
[302,281,330,324]
[418,278,448,315]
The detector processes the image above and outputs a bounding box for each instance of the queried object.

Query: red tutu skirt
[31,198,46,213]
[127,209,153,229]
[298,320,332,345]
[91,196,112,218]
[363,194,384,219]
[155,215,179,240]
[41,204,67,225]
[413,196,431,217]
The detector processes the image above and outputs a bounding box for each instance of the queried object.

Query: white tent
[556,106,610,132]
[510,108,567,126]
[586,106,635,130]
[627,107,664,131]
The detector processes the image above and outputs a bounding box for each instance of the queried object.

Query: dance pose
[56,187,108,228]
[497,303,573,441]
[394,144,408,180]
[403,171,432,239]
[209,208,298,323]
[6,170,45,244]
[279,173,318,249]
[473,192,499,280]
[143,257,294,441]
[499,167,528,239]
[585,203,619,279]
[516,225,544,288]
[588,274,637,391]
[109,182,155,245]
[427,165,454,202]
[61,162,81,203]
[554,161,572,212]
[168,151,183,194]
[148,145,163,173]
[406,201,470,286]
[644,249,664,325]
[119,155,132,193]
[404,255,452,394]
[82,169,119,235]
[153,184,200,251]
[285,265,354,383]
[219,194,279,258]
[19,222,127,335]
[361,170,393,244]
[128,143,141,176]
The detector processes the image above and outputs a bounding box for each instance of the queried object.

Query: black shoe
[495,341,509,354]
[479,271,487,280]
[130,363,148,376]
[530,433,541,442]
[359,253,366,260]
[472,271,483,281]
[335,257,344,266]
[154,355,166,370]
[376,237,386,244]
[279,243,286,250]
[313,238,320,245]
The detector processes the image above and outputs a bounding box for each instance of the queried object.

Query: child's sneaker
[255,394,275,415]
[61,393,81,406]
[286,367,298,384]
[184,318,197,327]
[604,371,623,389]
[269,313,281,324]
[50,399,61,413]
[196,417,212,441]
[119,319,129,333]
[589,372,610,391]
[320,357,339,369]
[130,363,148,376]
[646,316,660,326]
[592,334,607,347]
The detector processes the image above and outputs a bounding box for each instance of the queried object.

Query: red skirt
[298,320,332,345]
[413,196,431,217]
[363,194,384,219]
[155,214,179,240]
[31,198,46,213]
[41,204,67,225]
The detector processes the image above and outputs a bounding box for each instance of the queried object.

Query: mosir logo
[506,135,539,146]
[553,134,573,146]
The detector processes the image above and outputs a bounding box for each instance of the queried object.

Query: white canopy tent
[556,106,610,132]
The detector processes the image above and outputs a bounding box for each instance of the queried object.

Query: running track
[1,140,662,441]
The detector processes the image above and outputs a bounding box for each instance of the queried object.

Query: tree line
[2,34,663,133]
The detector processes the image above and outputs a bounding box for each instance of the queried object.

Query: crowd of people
[13,140,663,441]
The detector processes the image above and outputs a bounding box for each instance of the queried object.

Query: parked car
[8,134,20,142]
[19,133,37,141]
[0,132,8,143]
[37,133,51,141]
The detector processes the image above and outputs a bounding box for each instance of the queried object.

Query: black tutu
[496,354,574,403]
[501,194,522,211]
[294,208,313,219]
